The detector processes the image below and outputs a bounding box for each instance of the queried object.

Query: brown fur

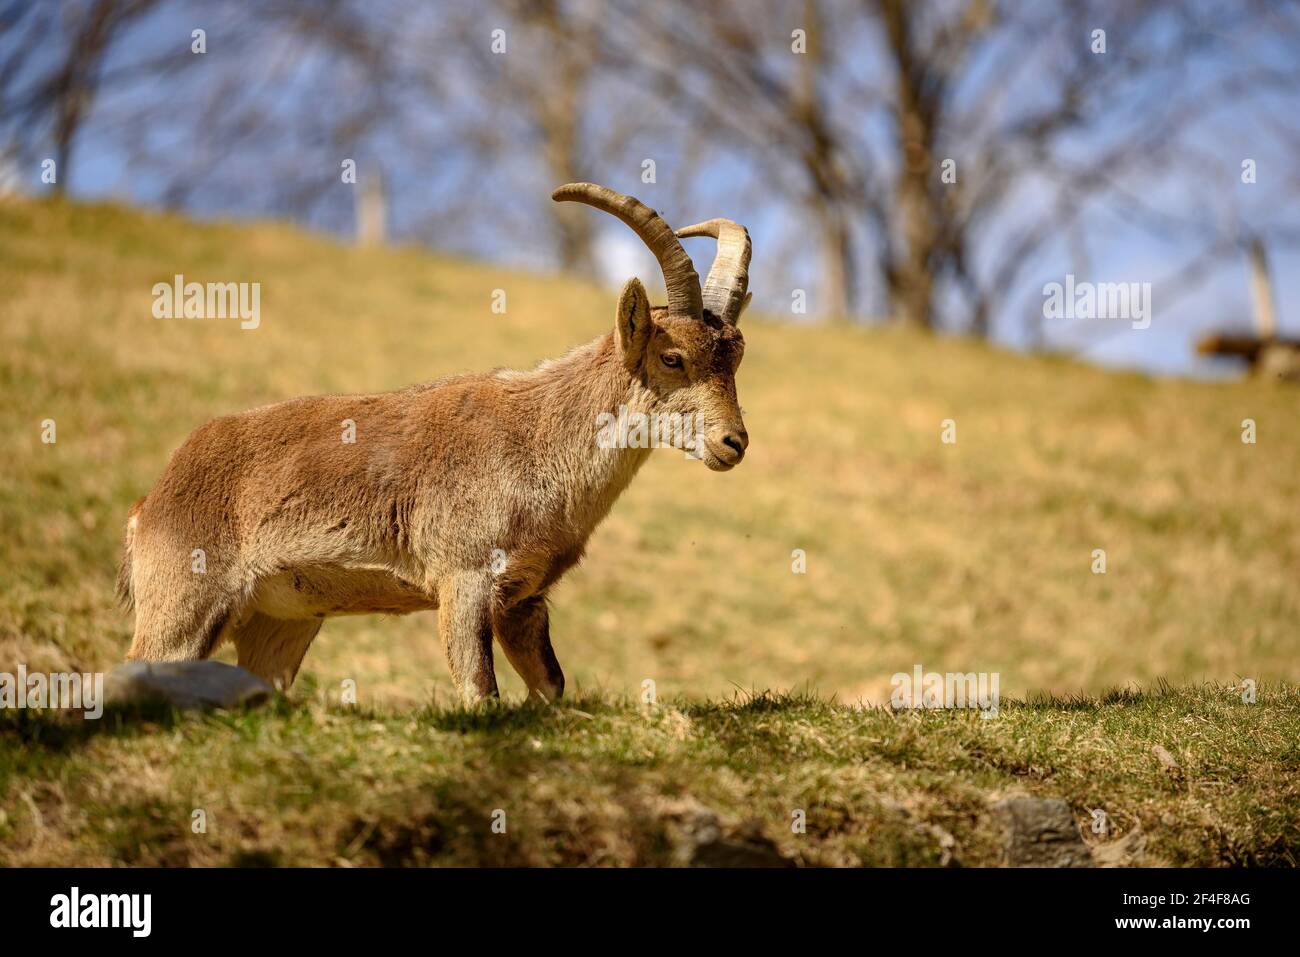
[120,278,749,702]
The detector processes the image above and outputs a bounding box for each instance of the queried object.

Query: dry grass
[1,196,1297,866]
[3,686,1297,866]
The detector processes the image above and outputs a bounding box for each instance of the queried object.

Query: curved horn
[675,218,751,325]
[552,183,702,320]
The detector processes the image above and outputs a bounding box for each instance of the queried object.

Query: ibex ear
[615,277,652,372]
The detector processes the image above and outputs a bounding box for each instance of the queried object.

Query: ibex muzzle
[118,184,753,703]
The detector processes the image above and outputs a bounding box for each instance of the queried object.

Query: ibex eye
[661,353,683,369]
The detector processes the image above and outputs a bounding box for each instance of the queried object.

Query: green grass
[2,686,1296,866]
[1,195,1298,866]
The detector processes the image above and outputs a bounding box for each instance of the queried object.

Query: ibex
[118,184,752,704]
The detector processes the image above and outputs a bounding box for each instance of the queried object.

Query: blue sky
[8,0,1298,378]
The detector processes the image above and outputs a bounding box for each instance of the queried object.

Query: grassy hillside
[3,685,1297,867]
[1,196,1298,866]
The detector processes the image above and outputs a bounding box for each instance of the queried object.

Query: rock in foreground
[104,661,275,711]
[993,797,1094,868]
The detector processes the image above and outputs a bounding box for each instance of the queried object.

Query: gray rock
[104,661,275,711]
[993,797,1094,868]
[689,832,795,868]
[656,797,795,868]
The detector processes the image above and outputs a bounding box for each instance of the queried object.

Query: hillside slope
[1,198,1297,867]
[2,196,1296,703]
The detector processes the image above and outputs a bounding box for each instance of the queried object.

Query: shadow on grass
[1016,679,1247,712]
[419,692,615,734]
[1,700,184,755]
[421,687,850,735]
[682,686,840,718]
[0,695,301,756]
[414,682,1259,736]
[3,680,1273,758]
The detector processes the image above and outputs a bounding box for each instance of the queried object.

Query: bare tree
[600,0,1300,335]
[457,0,605,273]
[0,0,164,192]
[592,0,871,320]
[7,0,1298,348]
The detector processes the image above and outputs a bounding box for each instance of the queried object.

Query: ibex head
[554,183,751,471]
